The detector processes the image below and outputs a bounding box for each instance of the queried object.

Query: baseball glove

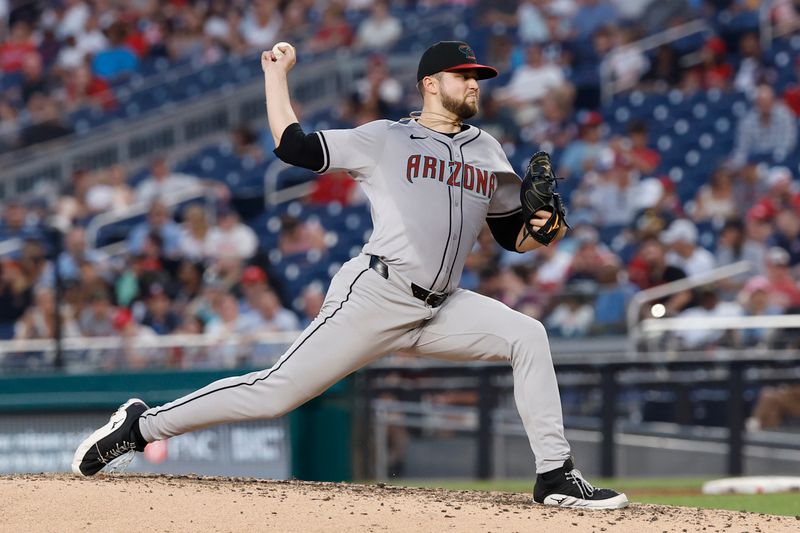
[519,151,569,247]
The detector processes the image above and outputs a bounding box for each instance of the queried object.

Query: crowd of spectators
[0,147,324,369]
[0,0,409,151]
[2,0,800,374]
[2,1,795,151]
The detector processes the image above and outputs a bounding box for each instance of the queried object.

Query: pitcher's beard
[441,92,478,120]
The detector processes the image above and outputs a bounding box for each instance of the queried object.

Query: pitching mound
[2,474,796,532]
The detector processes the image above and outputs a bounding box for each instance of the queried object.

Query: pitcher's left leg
[407,289,627,509]
[407,289,570,473]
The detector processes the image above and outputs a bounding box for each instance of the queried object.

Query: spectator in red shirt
[753,166,800,220]
[122,17,149,59]
[697,36,733,90]
[614,120,660,175]
[760,246,800,310]
[308,5,354,54]
[782,56,800,117]
[307,171,358,205]
[627,236,692,316]
[63,62,117,112]
[0,21,36,73]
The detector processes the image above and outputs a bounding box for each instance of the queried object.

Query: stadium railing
[84,183,212,250]
[626,260,753,350]
[640,314,800,336]
[0,53,412,201]
[4,330,797,480]
[0,330,297,372]
[263,159,313,207]
[599,18,711,103]
[0,237,23,258]
[362,350,800,480]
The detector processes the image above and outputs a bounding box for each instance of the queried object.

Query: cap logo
[458,44,476,61]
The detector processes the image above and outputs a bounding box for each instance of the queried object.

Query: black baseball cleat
[533,458,629,509]
[72,398,149,476]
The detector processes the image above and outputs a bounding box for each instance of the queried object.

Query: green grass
[388,478,800,517]
[633,492,800,516]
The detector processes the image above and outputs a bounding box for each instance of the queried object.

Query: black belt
[368,255,449,308]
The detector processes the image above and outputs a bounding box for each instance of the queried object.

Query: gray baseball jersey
[137,119,572,473]
[316,119,520,293]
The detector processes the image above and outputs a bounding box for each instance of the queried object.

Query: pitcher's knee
[512,317,548,343]
[508,318,550,358]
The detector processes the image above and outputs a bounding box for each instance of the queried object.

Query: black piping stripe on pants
[140,267,371,421]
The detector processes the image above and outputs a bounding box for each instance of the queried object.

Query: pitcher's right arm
[262,47,324,170]
[262,48,299,146]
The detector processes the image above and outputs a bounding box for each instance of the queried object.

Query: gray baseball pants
[138,254,571,473]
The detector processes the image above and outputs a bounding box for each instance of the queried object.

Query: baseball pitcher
[73,41,627,509]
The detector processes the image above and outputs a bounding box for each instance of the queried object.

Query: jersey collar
[411,119,473,140]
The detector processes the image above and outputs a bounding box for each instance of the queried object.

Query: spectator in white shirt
[55,35,85,71]
[178,204,212,261]
[204,292,252,367]
[135,157,201,205]
[237,286,300,364]
[203,3,229,41]
[493,44,567,126]
[662,218,716,278]
[354,54,403,112]
[517,0,549,43]
[240,288,300,334]
[354,1,402,51]
[733,84,797,166]
[604,28,649,92]
[298,282,325,328]
[85,165,135,214]
[240,0,282,49]
[57,0,90,39]
[76,13,109,57]
[674,287,743,349]
[205,205,258,260]
[545,281,596,338]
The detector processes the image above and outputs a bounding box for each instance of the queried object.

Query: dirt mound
[1,474,796,532]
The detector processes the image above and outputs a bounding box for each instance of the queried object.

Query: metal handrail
[263,158,293,207]
[0,54,350,200]
[626,260,753,349]
[600,18,711,103]
[0,330,301,354]
[0,238,22,257]
[760,0,775,51]
[640,313,800,333]
[84,184,209,249]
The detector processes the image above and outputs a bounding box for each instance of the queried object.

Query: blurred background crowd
[1,0,800,373]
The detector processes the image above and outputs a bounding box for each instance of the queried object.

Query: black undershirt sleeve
[486,211,525,252]
[272,122,325,171]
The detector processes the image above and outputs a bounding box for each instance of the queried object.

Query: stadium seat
[642,390,677,423]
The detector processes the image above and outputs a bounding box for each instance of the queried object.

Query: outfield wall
[0,370,351,481]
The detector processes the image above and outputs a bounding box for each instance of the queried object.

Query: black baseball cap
[417,41,498,82]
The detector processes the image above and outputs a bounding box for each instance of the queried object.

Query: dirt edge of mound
[2,473,797,533]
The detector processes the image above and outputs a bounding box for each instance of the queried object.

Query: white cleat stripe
[540,493,629,510]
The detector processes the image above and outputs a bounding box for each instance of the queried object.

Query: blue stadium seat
[0,71,22,92]
[0,322,15,340]
[642,390,677,423]
[276,166,316,190]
